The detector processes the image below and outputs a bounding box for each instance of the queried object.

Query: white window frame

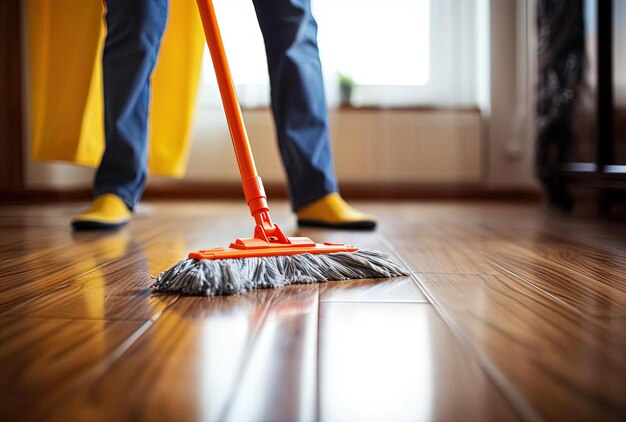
[197,0,487,109]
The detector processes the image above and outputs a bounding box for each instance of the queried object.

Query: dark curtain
[536,0,585,209]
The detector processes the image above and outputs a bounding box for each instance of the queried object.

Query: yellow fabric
[72,194,132,225]
[296,193,377,224]
[27,1,205,177]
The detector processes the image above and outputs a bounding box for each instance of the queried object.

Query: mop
[152,0,408,296]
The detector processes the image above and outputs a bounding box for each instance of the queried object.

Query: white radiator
[185,108,483,184]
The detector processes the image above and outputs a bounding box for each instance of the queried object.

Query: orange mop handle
[196,0,270,224]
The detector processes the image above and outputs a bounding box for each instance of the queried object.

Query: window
[199,0,485,108]
[315,0,430,87]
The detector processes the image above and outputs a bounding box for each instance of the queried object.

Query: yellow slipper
[71,194,132,230]
[296,193,377,230]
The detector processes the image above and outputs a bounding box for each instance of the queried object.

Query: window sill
[333,104,481,114]
[238,104,481,114]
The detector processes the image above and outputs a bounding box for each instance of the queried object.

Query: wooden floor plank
[464,212,626,288]
[486,241,626,319]
[394,229,626,320]
[447,214,626,319]
[383,204,626,320]
[1,200,623,420]
[222,285,319,422]
[317,302,519,421]
[503,238,626,291]
[319,275,427,303]
[0,317,144,421]
[295,226,404,257]
[0,225,208,321]
[51,290,276,421]
[0,220,177,313]
[0,203,171,268]
[0,204,261,321]
[389,237,500,275]
[418,273,626,420]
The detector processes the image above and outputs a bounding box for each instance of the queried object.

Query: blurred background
[1,0,625,215]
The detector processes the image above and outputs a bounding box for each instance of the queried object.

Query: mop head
[152,249,409,296]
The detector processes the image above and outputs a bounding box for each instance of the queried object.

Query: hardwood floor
[0,201,624,421]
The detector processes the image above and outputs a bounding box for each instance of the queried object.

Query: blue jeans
[96,0,338,211]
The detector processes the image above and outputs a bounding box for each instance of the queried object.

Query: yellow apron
[27,1,204,177]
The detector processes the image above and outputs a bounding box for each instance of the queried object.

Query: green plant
[338,73,355,89]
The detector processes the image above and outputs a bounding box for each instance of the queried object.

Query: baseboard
[0,188,92,202]
[0,183,542,203]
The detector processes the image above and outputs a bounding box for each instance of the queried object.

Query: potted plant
[338,73,355,107]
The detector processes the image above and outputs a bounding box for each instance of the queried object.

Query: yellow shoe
[71,194,132,230]
[296,193,377,230]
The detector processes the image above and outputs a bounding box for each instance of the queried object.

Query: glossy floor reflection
[318,303,514,421]
[0,201,624,421]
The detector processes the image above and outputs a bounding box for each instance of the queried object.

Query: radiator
[185,108,483,184]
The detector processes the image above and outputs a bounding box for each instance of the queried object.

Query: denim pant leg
[252,0,338,211]
[94,0,168,210]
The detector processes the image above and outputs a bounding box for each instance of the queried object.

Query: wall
[165,108,482,185]
[22,0,538,192]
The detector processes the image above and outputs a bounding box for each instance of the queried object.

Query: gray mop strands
[152,249,409,296]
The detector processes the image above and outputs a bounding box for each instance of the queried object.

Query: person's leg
[73,0,168,229]
[252,0,376,228]
[96,0,168,209]
[251,0,335,210]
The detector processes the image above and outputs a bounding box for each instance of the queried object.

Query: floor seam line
[0,222,180,317]
[320,300,430,304]
[218,291,277,421]
[42,294,182,418]
[378,234,433,304]
[416,282,539,421]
